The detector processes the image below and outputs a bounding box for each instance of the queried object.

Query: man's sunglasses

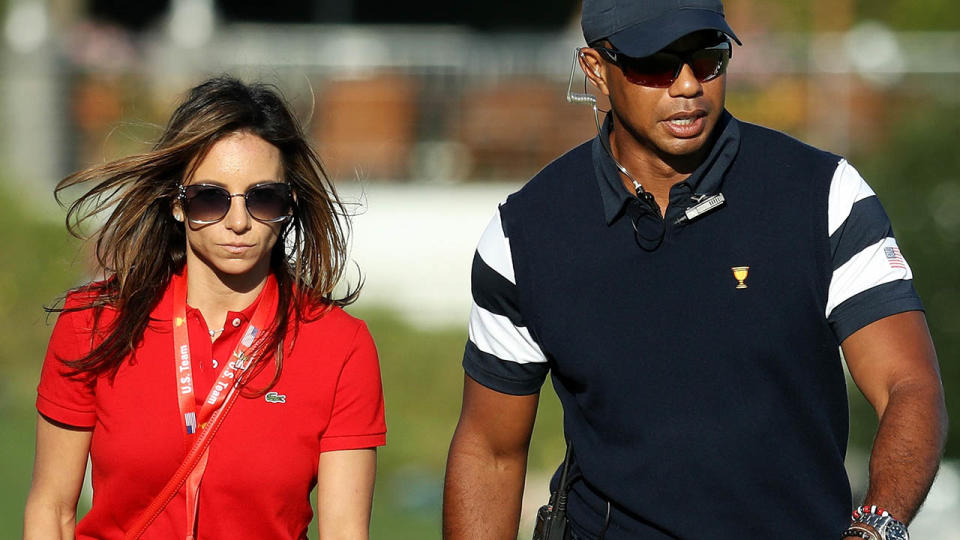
[177,182,293,224]
[594,41,731,88]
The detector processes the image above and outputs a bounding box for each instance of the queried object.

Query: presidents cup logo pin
[265,392,286,404]
[731,266,750,289]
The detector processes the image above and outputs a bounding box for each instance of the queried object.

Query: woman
[24,76,385,539]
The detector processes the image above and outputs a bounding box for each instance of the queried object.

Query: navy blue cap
[581,0,741,57]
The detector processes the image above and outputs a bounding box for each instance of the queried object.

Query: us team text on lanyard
[171,273,278,540]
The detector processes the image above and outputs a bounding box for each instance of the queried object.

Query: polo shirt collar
[159,268,276,324]
[592,110,741,225]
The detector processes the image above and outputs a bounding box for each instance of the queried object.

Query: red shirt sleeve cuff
[37,393,96,428]
[319,433,386,452]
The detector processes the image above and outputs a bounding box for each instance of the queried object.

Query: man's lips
[662,110,707,138]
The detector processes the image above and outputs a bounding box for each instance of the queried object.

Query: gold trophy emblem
[731,266,750,289]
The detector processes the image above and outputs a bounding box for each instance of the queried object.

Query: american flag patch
[241,327,259,348]
[185,412,198,434]
[884,246,906,270]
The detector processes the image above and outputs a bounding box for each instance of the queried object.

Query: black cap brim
[606,8,741,57]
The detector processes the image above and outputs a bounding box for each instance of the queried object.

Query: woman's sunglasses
[594,41,731,88]
[177,182,293,224]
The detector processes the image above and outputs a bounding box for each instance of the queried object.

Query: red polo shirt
[37,273,386,539]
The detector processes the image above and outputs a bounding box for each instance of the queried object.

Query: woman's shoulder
[63,278,113,309]
[62,279,115,310]
[47,280,118,349]
[292,301,376,353]
[54,280,123,337]
[298,302,367,333]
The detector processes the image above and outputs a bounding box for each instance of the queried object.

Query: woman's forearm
[25,415,91,540]
[24,496,76,540]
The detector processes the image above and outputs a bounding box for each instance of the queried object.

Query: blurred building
[3,0,959,189]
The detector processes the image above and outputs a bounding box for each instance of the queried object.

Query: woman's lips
[220,243,254,255]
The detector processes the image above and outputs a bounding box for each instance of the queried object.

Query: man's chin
[655,136,715,171]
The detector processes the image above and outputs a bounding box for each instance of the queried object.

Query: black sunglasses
[177,182,293,224]
[594,40,731,88]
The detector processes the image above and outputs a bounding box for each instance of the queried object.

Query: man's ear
[579,48,610,96]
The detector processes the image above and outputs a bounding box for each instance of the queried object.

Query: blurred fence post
[1,37,67,209]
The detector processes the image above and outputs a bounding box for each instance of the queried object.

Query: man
[443,0,947,539]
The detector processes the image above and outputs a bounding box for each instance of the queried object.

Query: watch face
[882,521,909,540]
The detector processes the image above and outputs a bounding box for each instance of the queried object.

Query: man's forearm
[862,380,947,524]
[443,441,529,539]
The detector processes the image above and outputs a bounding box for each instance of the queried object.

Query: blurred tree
[728,0,959,33]
[856,0,960,31]
[88,0,168,31]
[218,0,322,23]
[355,0,580,29]
[849,100,960,458]
[215,0,580,28]
[79,0,960,33]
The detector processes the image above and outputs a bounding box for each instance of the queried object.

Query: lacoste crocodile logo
[265,392,286,404]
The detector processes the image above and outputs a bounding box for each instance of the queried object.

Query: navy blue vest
[501,120,852,538]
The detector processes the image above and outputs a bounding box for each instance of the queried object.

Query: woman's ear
[172,201,184,222]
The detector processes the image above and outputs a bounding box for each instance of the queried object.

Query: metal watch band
[851,512,910,540]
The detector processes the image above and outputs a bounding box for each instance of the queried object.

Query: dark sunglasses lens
[690,50,729,82]
[621,54,682,87]
[184,186,230,223]
[246,184,291,221]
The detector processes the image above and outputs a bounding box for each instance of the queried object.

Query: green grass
[0,395,39,533]
[342,307,565,539]
[0,185,85,535]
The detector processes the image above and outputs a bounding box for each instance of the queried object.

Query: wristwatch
[851,513,909,540]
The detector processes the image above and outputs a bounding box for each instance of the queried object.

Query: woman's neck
[184,257,271,334]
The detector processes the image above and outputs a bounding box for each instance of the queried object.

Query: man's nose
[669,63,704,98]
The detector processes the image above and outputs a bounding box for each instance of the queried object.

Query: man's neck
[608,123,712,214]
[184,253,270,334]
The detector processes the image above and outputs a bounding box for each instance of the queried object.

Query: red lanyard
[171,272,278,539]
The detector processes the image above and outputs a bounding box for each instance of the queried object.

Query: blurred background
[1,0,958,538]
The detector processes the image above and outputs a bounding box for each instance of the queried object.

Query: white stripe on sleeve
[826,237,914,318]
[468,303,547,365]
[476,207,516,285]
[828,159,876,236]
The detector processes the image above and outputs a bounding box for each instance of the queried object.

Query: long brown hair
[53,75,358,393]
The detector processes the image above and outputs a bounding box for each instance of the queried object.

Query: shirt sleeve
[462,206,549,395]
[825,159,924,342]
[319,322,386,452]
[36,301,98,428]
